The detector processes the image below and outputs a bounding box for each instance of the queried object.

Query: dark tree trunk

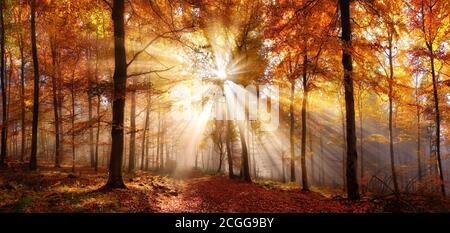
[141,89,150,170]
[226,120,234,178]
[88,62,94,168]
[50,38,61,168]
[237,122,251,182]
[358,88,364,187]
[19,35,26,162]
[29,0,40,171]
[289,80,296,182]
[128,89,136,173]
[340,0,359,200]
[71,80,76,173]
[300,54,309,191]
[320,130,325,185]
[106,0,126,188]
[388,39,399,194]
[428,44,445,197]
[339,95,346,190]
[415,77,422,182]
[0,0,7,166]
[94,41,101,172]
[156,111,161,169]
[95,94,101,172]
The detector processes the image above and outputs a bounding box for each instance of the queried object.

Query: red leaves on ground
[158,176,372,213]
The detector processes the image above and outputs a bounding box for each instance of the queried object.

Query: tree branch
[100,0,112,10]
[127,66,174,78]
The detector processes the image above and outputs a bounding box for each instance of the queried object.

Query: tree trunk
[339,96,346,190]
[358,87,364,187]
[160,116,165,170]
[300,54,309,191]
[141,89,150,170]
[19,35,26,162]
[388,39,399,194]
[88,79,94,167]
[95,94,101,172]
[415,77,422,182]
[71,80,76,173]
[340,0,359,200]
[0,0,7,166]
[128,89,136,173]
[237,122,251,182]
[289,80,296,182]
[428,43,445,196]
[320,130,325,185]
[226,120,234,178]
[50,38,61,168]
[29,0,40,171]
[106,0,126,188]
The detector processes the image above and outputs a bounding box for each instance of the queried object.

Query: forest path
[157,175,370,213]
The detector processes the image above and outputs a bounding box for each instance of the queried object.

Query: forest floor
[0,162,449,213]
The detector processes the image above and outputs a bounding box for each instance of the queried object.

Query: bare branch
[127,66,174,78]
[100,0,112,10]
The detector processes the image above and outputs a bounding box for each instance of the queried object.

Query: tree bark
[226,120,234,178]
[29,0,40,171]
[340,0,359,200]
[289,80,296,182]
[300,54,309,191]
[71,80,76,173]
[88,55,95,168]
[128,89,136,173]
[237,121,251,182]
[388,38,399,194]
[0,0,7,166]
[415,77,422,182]
[358,87,364,187]
[428,43,445,196]
[141,89,150,170]
[106,0,126,188]
[19,35,26,162]
[50,38,61,168]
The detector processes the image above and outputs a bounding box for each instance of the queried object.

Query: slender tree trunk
[320,130,325,185]
[340,97,346,190]
[358,88,364,186]
[415,77,422,182]
[340,0,359,200]
[19,36,26,162]
[88,76,94,167]
[144,135,149,170]
[95,94,100,172]
[300,54,309,191]
[106,0,126,188]
[289,80,296,182]
[388,39,399,194]
[428,44,445,196]
[281,151,286,183]
[0,0,7,166]
[251,132,256,178]
[94,31,101,172]
[141,89,150,170]
[156,111,160,169]
[71,80,76,173]
[50,38,61,168]
[128,89,136,173]
[160,116,165,170]
[29,0,40,171]
[237,121,251,182]
[226,120,234,178]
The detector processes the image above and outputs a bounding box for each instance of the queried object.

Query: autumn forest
[0,0,449,214]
